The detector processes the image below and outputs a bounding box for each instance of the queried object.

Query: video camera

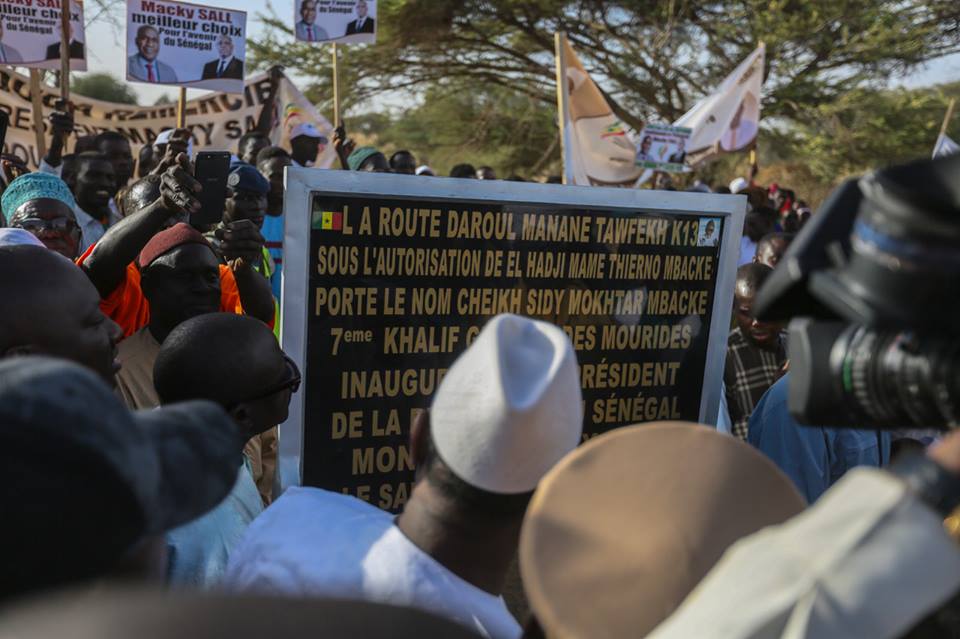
[754,153,960,430]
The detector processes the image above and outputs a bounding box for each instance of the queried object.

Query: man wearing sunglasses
[2,173,83,260]
[153,313,299,586]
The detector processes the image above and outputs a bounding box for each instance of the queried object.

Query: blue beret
[227,163,269,195]
[1,173,77,222]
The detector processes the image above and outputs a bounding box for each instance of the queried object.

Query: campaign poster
[636,124,693,173]
[278,173,746,511]
[126,0,247,94]
[293,0,376,45]
[0,0,86,71]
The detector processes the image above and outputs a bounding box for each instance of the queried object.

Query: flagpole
[332,43,341,127]
[939,98,956,139]
[554,32,571,185]
[751,41,764,180]
[28,70,46,158]
[59,0,70,102]
[177,88,187,128]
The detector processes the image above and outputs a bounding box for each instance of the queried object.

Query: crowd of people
[1,69,959,639]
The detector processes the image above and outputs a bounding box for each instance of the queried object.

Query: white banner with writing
[0,69,335,169]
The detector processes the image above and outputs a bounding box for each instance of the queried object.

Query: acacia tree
[250,0,960,129]
[361,82,562,176]
[71,73,138,104]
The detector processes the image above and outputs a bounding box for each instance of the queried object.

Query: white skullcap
[415,165,435,176]
[0,228,44,247]
[290,123,324,140]
[729,177,749,194]
[153,129,194,158]
[430,314,583,494]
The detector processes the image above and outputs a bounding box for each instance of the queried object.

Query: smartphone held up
[191,151,231,228]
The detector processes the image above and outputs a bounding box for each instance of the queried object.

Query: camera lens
[832,326,960,429]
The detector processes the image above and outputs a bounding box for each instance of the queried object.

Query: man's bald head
[154,314,292,439]
[734,262,782,350]
[735,262,772,298]
[754,232,794,269]
[0,246,121,383]
[121,175,161,217]
[155,314,279,406]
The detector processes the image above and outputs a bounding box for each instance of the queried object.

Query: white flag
[560,39,643,186]
[674,44,765,164]
[933,133,959,158]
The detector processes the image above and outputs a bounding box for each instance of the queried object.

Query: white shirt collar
[73,205,100,230]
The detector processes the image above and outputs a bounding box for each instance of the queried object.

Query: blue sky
[81,0,960,107]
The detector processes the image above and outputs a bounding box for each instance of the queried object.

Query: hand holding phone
[157,153,201,222]
[192,151,231,227]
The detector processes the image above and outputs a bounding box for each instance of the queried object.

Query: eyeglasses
[229,354,301,409]
[14,217,79,234]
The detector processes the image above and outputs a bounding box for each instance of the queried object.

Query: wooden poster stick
[177,87,187,128]
[332,43,340,126]
[29,70,46,157]
[59,0,71,101]
[554,32,570,185]
[939,98,956,139]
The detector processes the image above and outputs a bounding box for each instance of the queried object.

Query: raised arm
[82,154,200,297]
[254,66,284,135]
[40,104,74,174]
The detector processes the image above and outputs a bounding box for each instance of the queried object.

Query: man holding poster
[128,26,178,83]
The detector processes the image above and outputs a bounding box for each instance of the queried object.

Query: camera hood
[756,153,960,334]
[753,179,860,322]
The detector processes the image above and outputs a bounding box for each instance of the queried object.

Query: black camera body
[754,153,960,430]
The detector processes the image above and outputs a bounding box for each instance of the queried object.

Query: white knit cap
[430,314,583,494]
[153,129,194,157]
[729,177,749,194]
[290,123,324,140]
[0,228,44,248]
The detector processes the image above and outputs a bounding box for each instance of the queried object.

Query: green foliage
[248,1,960,199]
[323,80,960,193]
[784,82,960,181]
[251,0,960,129]
[71,73,138,105]
[358,84,560,177]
